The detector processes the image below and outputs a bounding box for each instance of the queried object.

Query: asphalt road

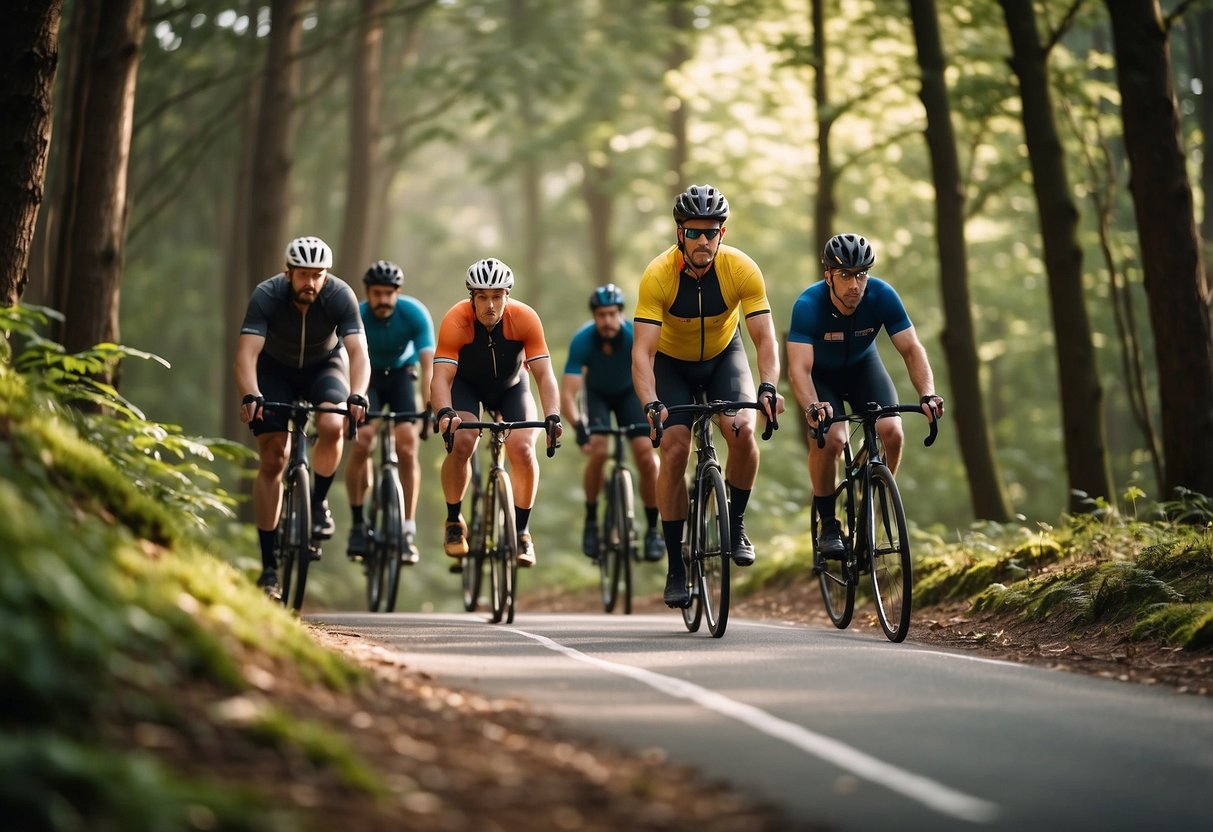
[314,611,1213,831]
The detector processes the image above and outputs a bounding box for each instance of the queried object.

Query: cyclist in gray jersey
[236,236,371,595]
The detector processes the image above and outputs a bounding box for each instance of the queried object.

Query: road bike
[262,400,355,612]
[653,399,776,638]
[457,448,486,612]
[362,408,427,613]
[445,417,559,623]
[589,423,648,615]
[810,402,938,642]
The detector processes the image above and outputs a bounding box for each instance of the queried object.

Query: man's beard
[293,289,316,305]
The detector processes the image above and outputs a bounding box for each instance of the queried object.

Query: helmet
[285,236,333,269]
[673,184,729,223]
[363,259,404,287]
[465,258,514,290]
[589,283,625,310]
[822,233,875,270]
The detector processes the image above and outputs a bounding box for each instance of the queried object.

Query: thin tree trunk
[1199,10,1213,246]
[1000,0,1114,512]
[909,0,1013,521]
[1106,0,1213,499]
[509,0,542,294]
[583,158,615,285]
[666,1,690,199]
[811,0,836,256]
[0,1,62,306]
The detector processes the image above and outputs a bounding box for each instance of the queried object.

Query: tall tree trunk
[246,0,303,290]
[60,0,145,360]
[224,84,259,445]
[337,0,386,281]
[0,1,62,306]
[811,0,836,256]
[509,0,542,294]
[1106,0,1213,499]
[1000,0,1114,512]
[1198,10,1213,247]
[666,1,690,199]
[582,158,615,285]
[909,0,1013,521]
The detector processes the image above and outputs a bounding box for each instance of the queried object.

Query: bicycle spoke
[699,467,731,638]
[869,465,912,642]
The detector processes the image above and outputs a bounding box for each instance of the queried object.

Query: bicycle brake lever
[924,413,938,447]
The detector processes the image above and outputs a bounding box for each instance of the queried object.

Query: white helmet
[465,258,514,290]
[285,236,333,269]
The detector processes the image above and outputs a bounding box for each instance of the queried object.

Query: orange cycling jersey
[434,299,551,391]
[634,244,772,362]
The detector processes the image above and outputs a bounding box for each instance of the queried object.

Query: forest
[4,0,1212,610]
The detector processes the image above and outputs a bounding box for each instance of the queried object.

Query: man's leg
[657,426,692,607]
[505,428,540,566]
[309,411,345,539]
[441,414,477,556]
[581,435,608,557]
[630,434,664,561]
[396,420,421,560]
[719,409,760,565]
[810,426,847,560]
[344,426,374,557]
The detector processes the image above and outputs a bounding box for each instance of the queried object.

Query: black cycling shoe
[818,517,845,559]
[256,568,281,600]
[582,519,599,559]
[347,522,368,560]
[731,518,755,567]
[663,571,691,609]
[311,500,335,540]
[643,527,666,562]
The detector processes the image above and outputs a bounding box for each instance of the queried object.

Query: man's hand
[346,392,368,426]
[241,393,264,424]
[575,420,590,448]
[803,401,833,427]
[920,394,945,420]
[757,382,781,426]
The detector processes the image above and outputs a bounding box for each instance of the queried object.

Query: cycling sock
[350,505,364,524]
[258,529,276,570]
[515,506,532,535]
[727,482,751,525]
[446,502,462,523]
[585,501,597,522]
[312,473,334,507]
[403,518,416,533]
[814,494,837,521]
[645,506,659,528]
[662,519,685,573]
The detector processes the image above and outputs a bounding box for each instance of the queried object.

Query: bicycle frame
[362,409,425,613]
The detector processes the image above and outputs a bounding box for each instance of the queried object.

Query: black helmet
[364,259,404,287]
[589,283,625,310]
[673,184,729,223]
[822,234,875,270]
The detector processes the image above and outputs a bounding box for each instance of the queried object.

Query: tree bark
[1198,10,1213,246]
[909,0,1013,521]
[60,0,145,358]
[582,158,615,285]
[666,1,690,199]
[1000,0,1114,512]
[1106,0,1213,499]
[0,1,62,306]
[509,0,542,296]
[811,0,836,257]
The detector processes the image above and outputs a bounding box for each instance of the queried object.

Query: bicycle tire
[381,470,405,613]
[365,475,385,612]
[463,456,486,612]
[282,465,312,612]
[600,482,618,613]
[488,470,519,624]
[679,536,702,631]
[697,466,731,638]
[616,467,635,616]
[869,463,912,642]
[814,485,856,630]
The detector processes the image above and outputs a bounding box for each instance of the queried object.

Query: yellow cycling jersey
[634,244,772,362]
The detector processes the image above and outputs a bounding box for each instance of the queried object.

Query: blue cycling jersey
[563,319,635,395]
[787,277,912,372]
[361,295,435,371]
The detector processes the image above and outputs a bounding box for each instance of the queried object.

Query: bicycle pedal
[448,562,463,574]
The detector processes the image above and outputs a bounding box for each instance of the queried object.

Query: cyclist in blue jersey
[344,260,435,563]
[786,233,944,561]
[236,236,370,595]
[562,284,664,563]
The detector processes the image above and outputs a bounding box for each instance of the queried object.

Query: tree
[999,0,1114,512]
[0,1,62,306]
[1106,0,1213,498]
[909,0,1013,521]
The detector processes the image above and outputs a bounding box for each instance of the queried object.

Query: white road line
[507,626,1001,825]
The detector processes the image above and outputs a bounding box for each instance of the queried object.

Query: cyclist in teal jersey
[562,284,664,563]
[344,260,435,562]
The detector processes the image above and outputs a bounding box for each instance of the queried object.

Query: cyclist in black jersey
[236,236,371,594]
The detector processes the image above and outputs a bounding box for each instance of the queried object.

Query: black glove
[644,400,665,422]
[346,392,368,410]
[757,382,778,413]
[242,393,265,421]
[575,420,590,447]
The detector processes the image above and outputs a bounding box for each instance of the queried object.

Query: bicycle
[445,417,559,623]
[457,447,486,612]
[810,401,939,642]
[653,399,777,638]
[261,400,355,612]
[361,408,427,613]
[589,423,649,615]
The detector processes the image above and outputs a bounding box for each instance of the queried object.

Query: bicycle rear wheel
[869,464,912,642]
[616,467,635,615]
[365,478,385,612]
[680,540,702,632]
[696,466,731,638]
[814,483,856,629]
[380,469,406,613]
[488,473,519,624]
[280,466,312,612]
[463,455,486,611]
[600,484,619,613]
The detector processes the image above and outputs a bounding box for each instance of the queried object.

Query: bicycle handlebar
[363,409,431,440]
[262,400,359,441]
[811,402,939,449]
[650,400,778,449]
[443,419,560,458]
[588,423,650,437]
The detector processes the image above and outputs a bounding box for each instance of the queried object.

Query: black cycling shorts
[586,386,648,438]
[653,330,753,429]
[368,365,419,415]
[812,349,898,417]
[252,349,349,436]
[450,374,536,422]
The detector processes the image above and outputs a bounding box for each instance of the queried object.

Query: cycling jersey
[563,319,635,396]
[240,273,363,368]
[434,299,551,393]
[786,276,912,372]
[634,244,772,362]
[362,295,435,371]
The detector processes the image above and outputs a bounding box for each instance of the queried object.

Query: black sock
[350,505,364,524]
[814,494,837,521]
[447,502,462,522]
[645,506,659,528]
[312,474,334,507]
[258,529,276,571]
[585,501,597,522]
[727,482,751,526]
[515,506,531,535]
[663,519,685,573]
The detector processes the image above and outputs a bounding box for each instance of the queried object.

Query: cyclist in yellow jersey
[632,184,783,609]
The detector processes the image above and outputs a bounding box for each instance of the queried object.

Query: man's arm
[890,326,944,417]
[418,348,435,410]
[630,321,662,405]
[561,372,584,424]
[787,341,831,424]
[235,334,265,423]
[744,311,781,389]
[530,357,561,419]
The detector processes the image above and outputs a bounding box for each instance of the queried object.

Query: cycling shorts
[450,374,536,422]
[368,365,418,415]
[652,330,753,429]
[586,387,648,438]
[812,349,898,417]
[252,349,349,436]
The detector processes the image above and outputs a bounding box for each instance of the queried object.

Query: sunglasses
[682,227,722,240]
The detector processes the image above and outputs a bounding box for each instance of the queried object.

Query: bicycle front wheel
[463,458,486,611]
[616,467,635,616]
[280,466,312,612]
[696,466,731,638]
[869,464,912,642]
[599,485,619,613]
[365,478,384,612]
[380,469,406,613]
[488,472,519,624]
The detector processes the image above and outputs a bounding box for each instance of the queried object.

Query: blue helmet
[589,283,625,310]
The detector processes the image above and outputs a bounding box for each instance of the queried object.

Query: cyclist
[236,235,370,595]
[562,283,664,563]
[786,232,944,563]
[431,258,562,567]
[344,260,435,564]
[632,184,782,609]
